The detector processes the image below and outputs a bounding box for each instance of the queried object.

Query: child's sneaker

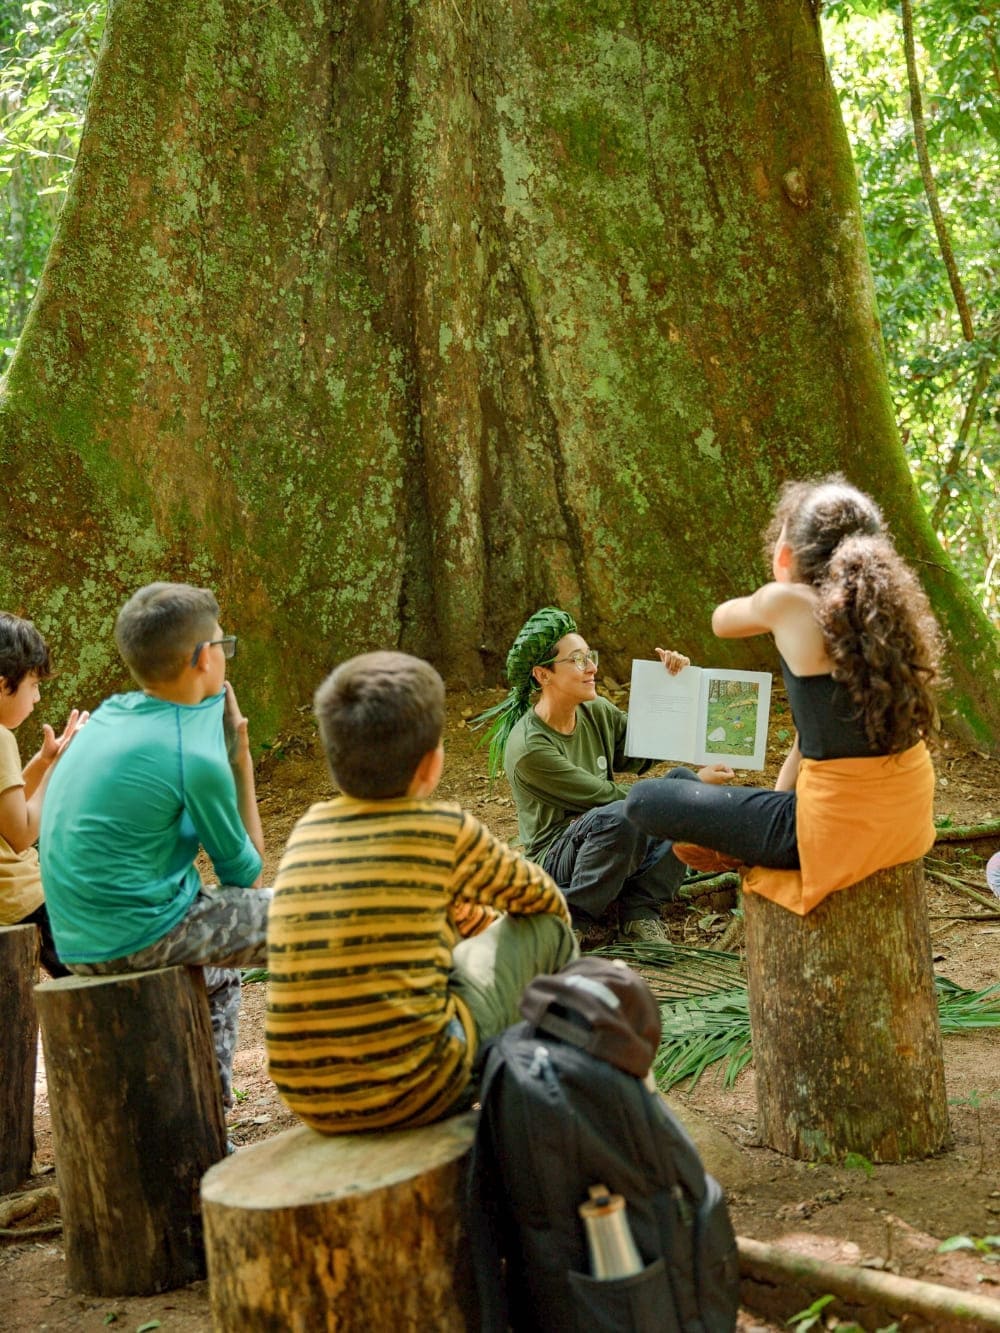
[986,852,1000,899]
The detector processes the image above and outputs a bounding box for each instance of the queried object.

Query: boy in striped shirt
[266,651,576,1132]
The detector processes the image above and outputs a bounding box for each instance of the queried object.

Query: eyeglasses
[543,649,599,671]
[190,635,238,668]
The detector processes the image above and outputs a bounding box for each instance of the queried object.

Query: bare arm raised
[713,582,831,677]
[0,709,88,853]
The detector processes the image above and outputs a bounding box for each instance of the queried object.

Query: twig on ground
[934,818,1000,844]
[925,868,999,912]
[738,1235,1000,1327]
[929,912,1000,921]
[0,1222,62,1238]
[680,872,741,900]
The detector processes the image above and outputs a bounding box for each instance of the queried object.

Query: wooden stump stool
[0,923,40,1192]
[202,1114,478,1331]
[34,966,227,1294]
[744,859,948,1162]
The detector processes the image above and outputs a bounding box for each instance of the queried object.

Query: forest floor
[1,679,998,1331]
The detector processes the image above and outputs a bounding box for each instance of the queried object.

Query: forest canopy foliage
[1,0,997,623]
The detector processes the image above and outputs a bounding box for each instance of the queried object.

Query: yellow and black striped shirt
[266,796,568,1133]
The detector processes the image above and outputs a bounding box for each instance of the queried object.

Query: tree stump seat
[744,858,948,1163]
[34,965,227,1295]
[0,923,40,1193]
[201,1113,478,1332]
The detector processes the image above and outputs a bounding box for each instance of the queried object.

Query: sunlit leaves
[0,0,104,353]
[823,1,1000,623]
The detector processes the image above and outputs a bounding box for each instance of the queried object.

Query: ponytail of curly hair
[766,476,940,753]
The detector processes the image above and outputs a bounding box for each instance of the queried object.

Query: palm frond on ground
[592,940,743,1002]
[935,977,1000,1032]
[598,943,1000,1092]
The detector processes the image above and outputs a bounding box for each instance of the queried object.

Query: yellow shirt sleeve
[449,811,570,923]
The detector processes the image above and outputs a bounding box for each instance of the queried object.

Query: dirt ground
[2,680,998,1331]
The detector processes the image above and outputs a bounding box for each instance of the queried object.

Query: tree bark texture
[1,0,996,744]
[201,1114,477,1332]
[744,861,949,1163]
[0,924,39,1194]
[34,966,227,1295]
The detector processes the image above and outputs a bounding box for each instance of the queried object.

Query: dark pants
[625,777,800,869]
[541,769,696,928]
[20,902,70,978]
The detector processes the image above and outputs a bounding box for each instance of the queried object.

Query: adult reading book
[471,608,732,947]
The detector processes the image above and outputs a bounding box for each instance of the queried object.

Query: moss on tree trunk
[1,0,996,743]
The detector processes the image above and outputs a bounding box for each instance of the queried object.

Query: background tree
[0,0,997,745]
[0,0,103,360]
[825,0,1000,622]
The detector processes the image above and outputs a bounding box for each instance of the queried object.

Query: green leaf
[839,0,885,16]
[937,1235,977,1252]
[786,1292,835,1331]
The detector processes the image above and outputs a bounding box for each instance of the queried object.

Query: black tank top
[779,656,881,759]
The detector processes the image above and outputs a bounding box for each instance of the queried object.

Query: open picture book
[623,661,773,771]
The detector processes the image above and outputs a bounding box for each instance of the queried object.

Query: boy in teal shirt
[41,583,269,1106]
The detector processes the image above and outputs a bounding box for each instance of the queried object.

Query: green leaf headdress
[470,606,578,781]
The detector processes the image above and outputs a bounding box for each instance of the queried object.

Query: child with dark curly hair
[625,476,940,914]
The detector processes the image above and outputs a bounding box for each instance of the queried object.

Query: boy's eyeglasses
[542,649,599,671]
[190,635,238,668]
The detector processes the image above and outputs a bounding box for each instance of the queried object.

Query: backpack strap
[467,1039,513,1333]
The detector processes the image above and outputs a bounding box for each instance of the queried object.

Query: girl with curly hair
[625,476,940,914]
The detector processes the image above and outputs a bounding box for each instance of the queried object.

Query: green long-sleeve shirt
[504,696,652,861]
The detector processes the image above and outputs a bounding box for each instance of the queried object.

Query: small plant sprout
[937,1234,1000,1257]
[785,1293,835,1332]
[843,1152,874,1179]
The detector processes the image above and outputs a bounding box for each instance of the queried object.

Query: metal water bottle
[578,1183,643,1279]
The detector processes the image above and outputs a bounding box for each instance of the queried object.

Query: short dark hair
[0,613,52,693]
[314,651,445,798]
[115,582,220,684]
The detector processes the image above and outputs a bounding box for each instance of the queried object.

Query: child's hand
[223,681,250,763]
[655,647,691,675]
[696,763,734,785]
[40,709,90,765]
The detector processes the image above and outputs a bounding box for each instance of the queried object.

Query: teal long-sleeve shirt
[504,696,651,862]
[40,689,262,963]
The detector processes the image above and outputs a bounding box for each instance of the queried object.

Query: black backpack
[468,1020,740,1333]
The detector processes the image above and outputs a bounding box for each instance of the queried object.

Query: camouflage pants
[68,885,272,1108]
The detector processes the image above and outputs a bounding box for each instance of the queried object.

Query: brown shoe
[673,842,742,873]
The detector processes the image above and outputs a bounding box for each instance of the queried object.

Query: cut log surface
[34,966,227,1295]
[0,924,39,1193]
[745,859,949,1162]
[202,1114,477,1332]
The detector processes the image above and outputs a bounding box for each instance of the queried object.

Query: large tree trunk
[34,966,227,1295]
[1,0,996,744]
[744,861,949,1162]
[201,1115,477,1331]
[0,924,39,1193]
